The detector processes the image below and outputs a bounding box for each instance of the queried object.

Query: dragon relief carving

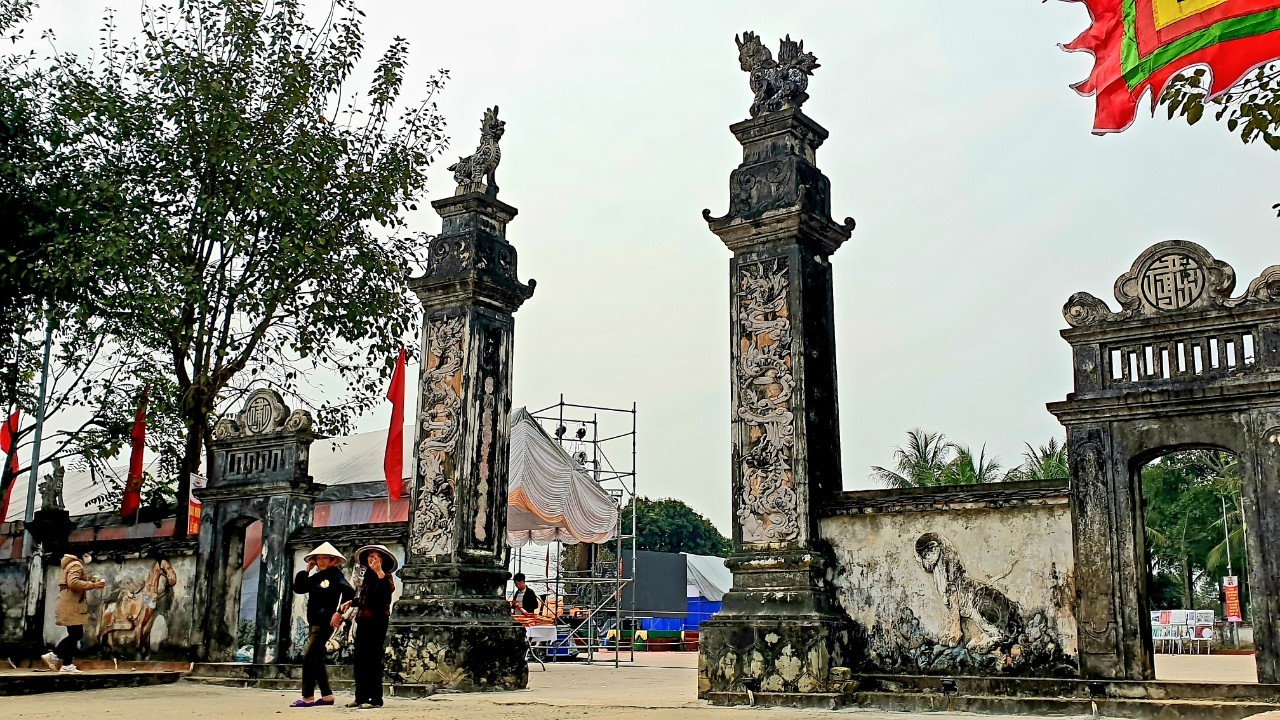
[449,106,505,195]
[412,316,466,557]
[736,258,800,543]
[736,32,820,118]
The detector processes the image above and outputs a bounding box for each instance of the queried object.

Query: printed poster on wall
[188,473,207,535]
[1224,576,1243,623]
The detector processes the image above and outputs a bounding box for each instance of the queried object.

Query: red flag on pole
[0,410,21,522]
[121,389,148,518]
[383,347,407,500]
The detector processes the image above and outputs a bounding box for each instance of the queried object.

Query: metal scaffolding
[510,395,637,666]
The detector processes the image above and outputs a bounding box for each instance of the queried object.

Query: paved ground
[3,652,1268,720]
[5,663,1037,720]
[1155,653,1259,683]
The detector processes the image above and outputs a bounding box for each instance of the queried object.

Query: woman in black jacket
[291,542,355,708]
[340,545,397,709]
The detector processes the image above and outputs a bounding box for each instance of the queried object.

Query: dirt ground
[4,653,1268,720]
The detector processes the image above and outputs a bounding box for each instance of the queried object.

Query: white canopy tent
[506,407,619,547]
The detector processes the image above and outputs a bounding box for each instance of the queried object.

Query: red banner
[1063,0,1280,132]
[120,389,148,518]
[0,410,20,521]
[187,473,206,535]
[1225,575,1243,622]
[383,347,407,500]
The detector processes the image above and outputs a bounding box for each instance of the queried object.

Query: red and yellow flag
[1064,0,1280,132]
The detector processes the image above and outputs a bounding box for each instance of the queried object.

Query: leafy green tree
[1141,450,1244,611]
[0,0,171,515]
[1162,62,1280,149]
[1005,438,1069,482]
[627,497,730,556]
[46,0,449,533]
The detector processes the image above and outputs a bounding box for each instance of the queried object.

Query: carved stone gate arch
[192,389,322,663]
[1048,240,1280,682]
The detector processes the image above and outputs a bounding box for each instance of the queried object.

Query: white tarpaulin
[507,407,618,547]
[684,553,731,601]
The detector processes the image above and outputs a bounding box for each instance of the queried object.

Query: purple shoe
[313,699,335,707]
[290,699,315,708]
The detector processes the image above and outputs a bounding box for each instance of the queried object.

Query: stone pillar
[193,389,320,663]
[22,508,72,644]
[385,110,533,690]
[697,37,861,701]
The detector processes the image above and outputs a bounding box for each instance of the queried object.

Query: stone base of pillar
[697,552,863,701]
[385,594,528,691]
[698,612,861,700]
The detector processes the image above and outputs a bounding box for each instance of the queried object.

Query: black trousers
[352,616,388,705]
[54,625,83,665]
[301,625,332,698]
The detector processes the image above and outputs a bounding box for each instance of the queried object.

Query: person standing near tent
[291,543,354,708]
[510,573,540,615]
[340,545,397,709]
[42,553,106,673]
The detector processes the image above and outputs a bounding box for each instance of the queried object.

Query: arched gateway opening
[1136,447,1252,681]
[1048,240,1280,683]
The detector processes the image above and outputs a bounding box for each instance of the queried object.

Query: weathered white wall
[820,490,1077,677]
[42,552,197,658]
[0,560,27,642]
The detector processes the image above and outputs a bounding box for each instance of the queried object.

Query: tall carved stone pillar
[385,107,534,691]
[698,33,861,703]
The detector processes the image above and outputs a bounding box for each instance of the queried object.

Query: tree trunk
[174,413,208,538]
[1181,554,1195,609]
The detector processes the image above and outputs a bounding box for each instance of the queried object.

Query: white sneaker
[58,664,81,673]
[41,652,61,671]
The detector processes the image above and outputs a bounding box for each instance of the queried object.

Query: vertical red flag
[0,410,21,522]
[121,389,148,518]
[383,347,407,500]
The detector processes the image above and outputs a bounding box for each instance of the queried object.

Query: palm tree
[1005,438,1069,482]
[941,445,1004,485]
[870,428,953,488]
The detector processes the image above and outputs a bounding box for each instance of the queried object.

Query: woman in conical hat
[341,545,397,709]
[303,542,345,564]
[291,542,353,707]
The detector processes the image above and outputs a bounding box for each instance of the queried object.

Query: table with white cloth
[525,624,558,670]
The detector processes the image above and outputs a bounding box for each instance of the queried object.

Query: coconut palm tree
[941,445,1004,485]
[870,428,953,488]
[1005,438,1069,482]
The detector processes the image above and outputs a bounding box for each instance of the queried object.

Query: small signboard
[1224,576,1243,623]
[188,473,207,535]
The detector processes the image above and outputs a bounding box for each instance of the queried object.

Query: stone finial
[39,457,65,511]
[449,106,505,196]
[213,388,313,439]
[735,32,820,118]
[1063,240,1247,327]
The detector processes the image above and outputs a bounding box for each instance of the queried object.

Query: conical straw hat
[304,542,345,564]
[356,544,398,573]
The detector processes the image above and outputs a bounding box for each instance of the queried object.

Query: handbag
[324,606,356,653]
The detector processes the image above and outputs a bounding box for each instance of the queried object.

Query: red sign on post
[1224,576,1243,623]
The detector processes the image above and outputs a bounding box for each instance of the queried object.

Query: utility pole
[21,318,53,557]
[1222,495,1237,647]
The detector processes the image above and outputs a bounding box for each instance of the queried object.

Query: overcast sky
[31,1,1280,533]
